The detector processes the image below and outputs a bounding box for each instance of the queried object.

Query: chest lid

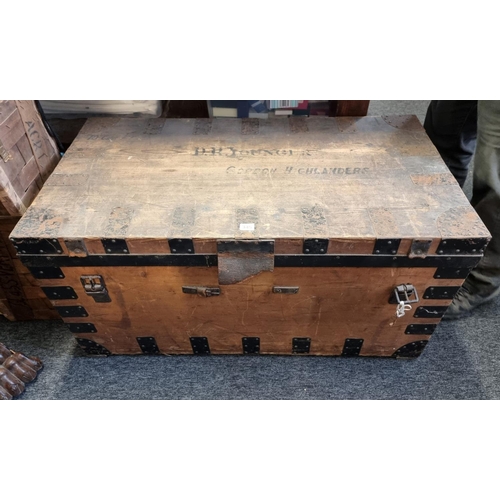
[10,115,490,258]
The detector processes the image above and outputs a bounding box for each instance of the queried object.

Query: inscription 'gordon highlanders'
[226,166,370,176]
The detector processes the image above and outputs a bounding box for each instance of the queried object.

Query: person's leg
[444,100,500,319]
[424,100,478,187]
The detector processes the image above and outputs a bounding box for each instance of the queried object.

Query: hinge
[436,238,489,255]
[373,239,401,255]
[169,239,195,254]
[102,238,129,254]
[10,238,63,255]
[409,239,433,259]
[80,275,111,303]
[303,239,329,254]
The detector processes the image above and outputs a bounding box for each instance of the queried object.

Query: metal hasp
[182,286,221,297]
[80,275,111,303]
[409,239,433,259]
[217,239,274,285]
[389,284,419,305]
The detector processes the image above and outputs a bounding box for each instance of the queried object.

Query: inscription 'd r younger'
[194,147,312,157]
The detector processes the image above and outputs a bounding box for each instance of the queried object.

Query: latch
[80,275,111,303]
[389,284,419,318]
[182,286,221,297]
[389,284,419,305]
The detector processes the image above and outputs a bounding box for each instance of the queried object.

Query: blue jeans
[425,100,500,290]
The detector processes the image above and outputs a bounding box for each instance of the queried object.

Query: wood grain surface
[0,217,58,320]
[11,116,490,245]
[0,100,60,216]
[44,264,464,356]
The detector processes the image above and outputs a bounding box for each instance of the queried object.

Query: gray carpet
[3,100,497,400]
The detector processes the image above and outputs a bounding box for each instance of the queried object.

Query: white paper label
[239,223,255,231]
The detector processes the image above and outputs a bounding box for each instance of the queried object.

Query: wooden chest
[0,216,59,320]
[0,100,60,320]
[1,100,60,217]
[10,116,490,357]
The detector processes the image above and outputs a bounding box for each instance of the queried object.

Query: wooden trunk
[10,116,490,357]
[0,216,59,321]
[0,100,60,216]
[0,101,60,320]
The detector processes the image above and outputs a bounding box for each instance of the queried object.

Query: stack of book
[208,100,329,118]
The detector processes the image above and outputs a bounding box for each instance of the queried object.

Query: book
[212,107,238,118]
